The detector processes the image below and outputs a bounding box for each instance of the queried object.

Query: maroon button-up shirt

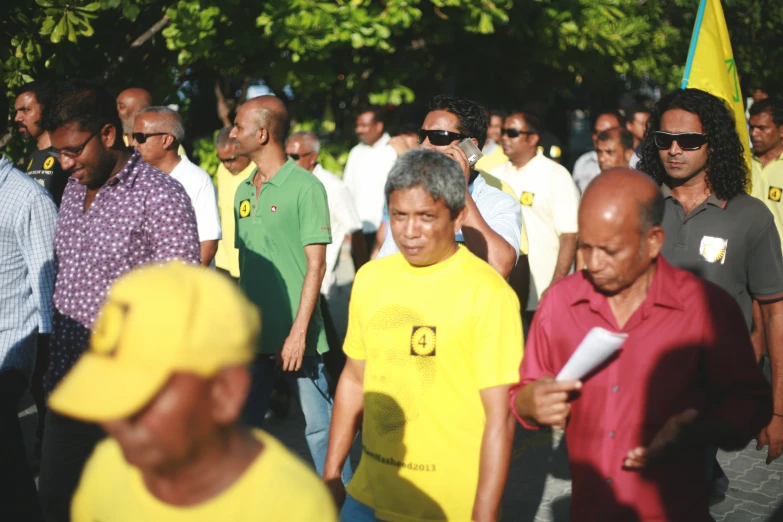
[46,151,200,391]
[510,256,771,522]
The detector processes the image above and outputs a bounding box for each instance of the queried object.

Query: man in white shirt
[342,107,397,253]
[572,110,624,193]
[625,104,650,168]
[285,131,365,298]
[491,111,579,314]
[132,107,221,266]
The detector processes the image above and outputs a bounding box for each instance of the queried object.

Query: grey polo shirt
[660,184,783,329]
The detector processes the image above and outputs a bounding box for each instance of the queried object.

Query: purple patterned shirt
[46,151,200,391]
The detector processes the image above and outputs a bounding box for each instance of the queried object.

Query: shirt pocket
[89,216,144,264]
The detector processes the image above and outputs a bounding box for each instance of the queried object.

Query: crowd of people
[0,76,782,522]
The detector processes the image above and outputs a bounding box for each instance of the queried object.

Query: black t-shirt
[25,147,68,207]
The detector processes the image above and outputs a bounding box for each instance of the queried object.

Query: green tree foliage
[2,0,782,166]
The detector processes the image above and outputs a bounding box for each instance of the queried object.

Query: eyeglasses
[653,131,707,151]
[51,129,100,160]
[501,128,535,138]
[288,151,316,161]
[131,132,168,144]
[218,155,237,163]
[417,129,468,146]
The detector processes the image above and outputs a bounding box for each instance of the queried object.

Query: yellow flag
[681,0,752,185]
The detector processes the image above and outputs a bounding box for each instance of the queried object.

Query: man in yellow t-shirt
[48,262,337,522]
[749,98,783,255]
[214,127,254,279]
[324,149,523,522]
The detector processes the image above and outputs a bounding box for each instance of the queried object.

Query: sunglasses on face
[51,129,100,160]
[653,131,707,151]
[501,128,535,138]
[288,151,315,161]
[417,129,468,146]
[131,132,168,144]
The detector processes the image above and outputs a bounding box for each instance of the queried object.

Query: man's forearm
[200,240,219,267]
[324,371,364,480]
[763,306,783,415]
[552,233,577,281]
[472,411,516,521]
[461,195,516,278]
[751,300,767,362]
[291,261,326,335]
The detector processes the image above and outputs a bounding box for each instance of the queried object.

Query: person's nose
[58,154,76,171]
[402,217,421,239]
[668,140,683,156]
[421,138,435,151]
[229,126,238,140]
[14,112,23,123]
[584,249,606,272]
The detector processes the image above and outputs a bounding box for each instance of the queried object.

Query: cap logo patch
[91,301,130,357]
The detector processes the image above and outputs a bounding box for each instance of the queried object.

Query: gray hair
[288,130,320,154]
[138,106,185,143]
[385,149,466,219]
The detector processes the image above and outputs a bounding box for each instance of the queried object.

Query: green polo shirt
[234,159,332,355]
[660,183,783,330]
[752,151,783,257]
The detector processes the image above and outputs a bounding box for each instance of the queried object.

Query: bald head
[578,169,664,296]
[242,96,289,143]
[230,96,290,158]
[117,88,153,136]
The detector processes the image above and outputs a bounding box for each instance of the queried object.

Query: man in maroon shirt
[511,168,771,521]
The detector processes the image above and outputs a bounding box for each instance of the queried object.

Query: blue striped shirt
[0,155,57,377]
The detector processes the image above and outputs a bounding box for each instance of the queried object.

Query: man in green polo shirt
[749,98,783,255]
[229,95,352,484]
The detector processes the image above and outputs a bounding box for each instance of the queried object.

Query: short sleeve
[552,170,580,235]
[472,283,523,390]
[343,267,367,360]
[194,178,222,242]
[299,182,332,247]
[147,180,201,264]
[746,213,783,300]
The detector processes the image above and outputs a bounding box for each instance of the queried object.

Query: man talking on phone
[381,95,522,278]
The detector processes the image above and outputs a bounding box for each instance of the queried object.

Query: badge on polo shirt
[410,326,436,357]
[699,236,728,264]
[769,187,782,202]
[43,156,55,170]
[520,192,535,206]
[238,199,251,218]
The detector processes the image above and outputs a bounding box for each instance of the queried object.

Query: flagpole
[681,0,709,89]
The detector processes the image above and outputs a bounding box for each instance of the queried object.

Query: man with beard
[15,81,68,206]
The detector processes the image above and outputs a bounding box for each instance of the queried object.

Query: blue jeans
[341,495,380,522]
[242,355,352,484]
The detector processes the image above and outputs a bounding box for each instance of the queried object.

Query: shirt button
[612,385,619,392]
[609,431,615,438]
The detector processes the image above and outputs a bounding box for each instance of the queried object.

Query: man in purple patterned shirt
[37,80,200,522]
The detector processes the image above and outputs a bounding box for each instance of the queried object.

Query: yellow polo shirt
[215,162,255,277]
[752,151,783,255]
[475,144,508,173]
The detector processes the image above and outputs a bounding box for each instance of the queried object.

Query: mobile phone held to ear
[457,138,484,166]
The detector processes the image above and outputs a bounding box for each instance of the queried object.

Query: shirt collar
[660,182,726,209]
[752,150,783,165]
[569,256,684,314]
[64,149,143,189]
[244,158,296,188]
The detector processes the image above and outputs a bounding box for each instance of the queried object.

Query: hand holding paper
[556,327,628,382]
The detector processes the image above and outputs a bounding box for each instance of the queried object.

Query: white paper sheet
[555,327,627,381]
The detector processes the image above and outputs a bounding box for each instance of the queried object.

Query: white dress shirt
[342,133,397,234]
[311,164,362,296]
[169,156,222,243]
[572,150,601,193]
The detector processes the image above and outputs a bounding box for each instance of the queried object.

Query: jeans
[242,355,353,484]
[0,369,42,521]
[38,411,104,522]
[341,495,380,522]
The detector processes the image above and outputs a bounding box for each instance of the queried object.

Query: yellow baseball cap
[49,262,261,422]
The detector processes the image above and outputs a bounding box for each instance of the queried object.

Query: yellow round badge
[769,187,782,202]
[43,156,55,170]
[239,200,251,218]
[520,192,535,206]
[410,326,436,356]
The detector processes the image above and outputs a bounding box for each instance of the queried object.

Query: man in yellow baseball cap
[49,262,337,522]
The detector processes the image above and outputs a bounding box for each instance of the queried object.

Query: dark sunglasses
[502,128,535,138]
[51,129,100,160]
[417,129,468,146]
[131,132,168,144]
[653,131,707,151]
[288,151,315,161]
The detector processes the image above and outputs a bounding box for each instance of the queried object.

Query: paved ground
[18,246,783,520]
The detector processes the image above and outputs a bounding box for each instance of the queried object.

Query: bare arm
[551,233,577,282]
[462,195,518,278]
[758,299,783,463]
[279,243,327,371]
[472,385,516,522]
[324,357,366,504]
[751,299,767,362]
[199,240,219,267]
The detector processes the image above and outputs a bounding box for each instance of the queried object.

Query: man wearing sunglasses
[377,95,522,279]
[491,112,580,320]
[131,106,222,268]
[573,110,624,193]
[637,88,783,495]
[38,80,201,522]
[214,127,253,281]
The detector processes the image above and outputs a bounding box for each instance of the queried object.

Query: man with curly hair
[637,88,783,501]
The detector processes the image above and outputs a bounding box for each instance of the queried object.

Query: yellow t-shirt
[752,152,783,256]
[215,162,255,277]
[71,430,337,522]
[344,247,524,522]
